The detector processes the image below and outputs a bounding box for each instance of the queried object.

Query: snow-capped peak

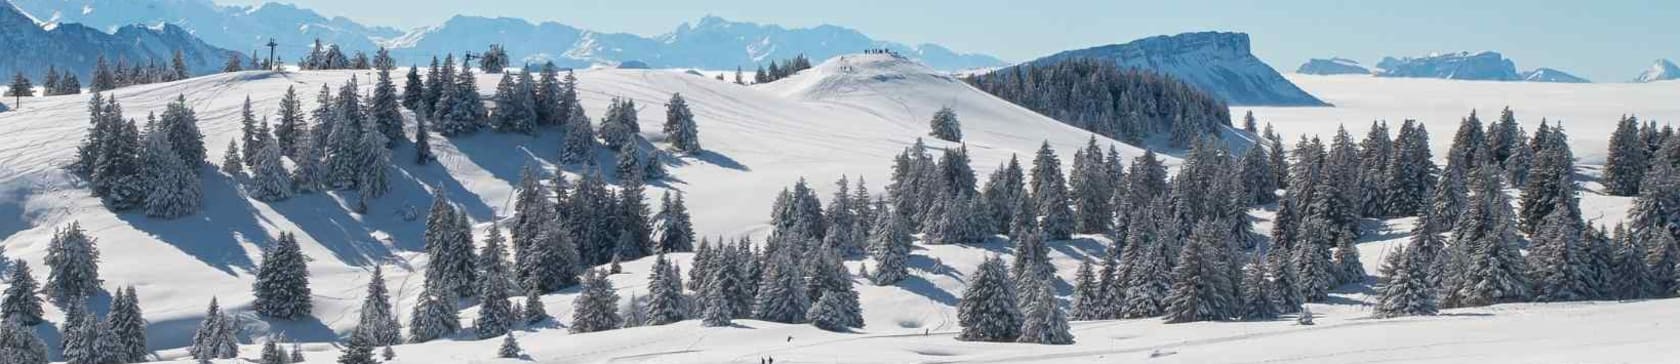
[1635,59,1680,83]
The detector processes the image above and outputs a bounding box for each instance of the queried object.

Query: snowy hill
[0,53,1147,359]
[1520,67,1591,83]
[0,1,242,84]
[1295,57,1370,75]
[1025,32,1327,106]
[1635,59,1680,82]
[7,0,1004,71]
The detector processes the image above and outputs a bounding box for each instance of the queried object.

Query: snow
[1635,59,1680,83]
[1,53,1679,363]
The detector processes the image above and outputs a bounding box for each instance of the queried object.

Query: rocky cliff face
[1520,68,1590,83]
[0,2,240,84]
[1375,51,1521,81]
[1026,32,1327,106]
[1297,58,1370,75]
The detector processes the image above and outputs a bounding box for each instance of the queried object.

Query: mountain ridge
[1025,31,1327,106]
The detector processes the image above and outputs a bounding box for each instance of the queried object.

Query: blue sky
[216,0,1678,82]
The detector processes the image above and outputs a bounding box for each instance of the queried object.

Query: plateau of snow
[0,53,1679,363]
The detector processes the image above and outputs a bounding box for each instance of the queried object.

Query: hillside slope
[0,53,1150,357]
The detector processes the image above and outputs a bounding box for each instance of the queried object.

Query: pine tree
[644,255,686,326]
[1603,116,1648,196]
[291,130,326,193]
[497,333,522,358]
[61,314,100,364]
[0,261,43,326]
[406,285,460,343]
[534,63,564,127]
[141,118,203,218]
[664,93,702,153]
[869,208,913,285]
[353,267,401,346]
[1016,267,1072,345]
[403,65,425,110]
[0,319,49,364]
[1648,228,1680,297]
[254,232,312,319]
[1383,120,1434,217]
[806,290,852,332]
[424,196,479,300]
[491,73,536,134]
[189,298,238,359]
[1518,121,1579,234]
[956,256,1021,342]
[1450,164,1530,307]
[7,72,33,108]
[260,338,285,364]
[336,335,376,364]
[1165,221,1233,323]
[1068,259,1098,321]
[1332,232,1366,285]
[559,104,597,164]
[354,125,392,212]
[159,95,207,168]
[1528,208,1590,302]
[104,286,146,362]
[753,245,810,323]
[371,68,404,144]
[1236,256,1278,320]
[522,287,550,325]
[44,222,100,303]
[570,269,623,333]
[1374,222,1441,318]
[414,104,434,165]
[928,106,962,142]
[249,139,292,202]
[654,192,696,254]
[326,78,367,190]
[475,224,516,338]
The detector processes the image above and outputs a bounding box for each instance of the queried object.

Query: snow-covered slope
[1026,32,1327,106]
[1520,67,1591,83]
[1295,57,1370,75]
[1635,59,1680,82]
[0,53,1148,358]
[0,1,242,84]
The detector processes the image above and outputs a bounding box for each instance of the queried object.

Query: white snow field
[1,53,1679,363]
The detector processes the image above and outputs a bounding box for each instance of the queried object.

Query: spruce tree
[44,222,100,303]
[491,74,536,134]
[337,335,376,364]
[353,267,401,346]
[1518,121,1579,234]
[644,255,686,326]
[0,319,48,364]
[956,256,1021,342]
[868,208,912,285]
[1,261,43,326]
[1451,164,1530,307]
[570,269,623,333]
[1016,266,1072,344]
[141,125,202,218]
[254,232,312,319]
[159,95,207,168]
[1383,120,1434,217]
[1528,208,1590,302]
[664,93,702,153]
[497,333,522,358]
[61,314,100,364]
[403,66,425,110]
[1604,116,1648,196]
[522,287,550,325]
[406,284,460,343]
[249,139,293,201]
[1164,221,1234,323]
[655,192,695,253]
[1237,256,1278,320]
[107,287,147,362]
[1374,222,1441,318]
[753,246,810,323]
[1068,259,1098,321]
[559,104,597,164]
[189,298,238,359]
[474,224,517,339]
[928,106,962,142]
[371,67,404,144]
[1611,225,1655,299]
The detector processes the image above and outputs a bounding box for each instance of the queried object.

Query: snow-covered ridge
[1025,31,1328,106]
[1296,57,1369,75]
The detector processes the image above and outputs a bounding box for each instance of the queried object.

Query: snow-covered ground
[2,54,1679,363]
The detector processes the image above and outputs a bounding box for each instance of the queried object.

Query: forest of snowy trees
[11,40,1680,362]
[966,58,1232,147]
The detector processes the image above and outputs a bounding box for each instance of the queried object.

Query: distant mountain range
[10,0,1004,71]
[1297,51,1591,83]
[1027,32,1327,106]
[0,1,240,84]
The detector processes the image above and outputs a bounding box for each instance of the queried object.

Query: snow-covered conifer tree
[0,261,43,325]
[249,139,292,201]
[496,333,522,358]
[44,222,100,303]
[753,246,810,323]
[371,67,404,144]
[956,256,1020,342]
[406,284,460,343]
[1603,116,1647,196]
[253,232,312,319]
[0,319,48,364]
[570,270,623,333]
[928,106,962,142]
[491,74,536,134]
[1016,268,1072,344]
[663,93,701,153]
[868,208,912,285]
[644,255,686,326]
[353,266,401,346]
